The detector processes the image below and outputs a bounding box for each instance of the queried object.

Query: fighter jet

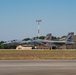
[32,32,74,49]
[2,40,27,45]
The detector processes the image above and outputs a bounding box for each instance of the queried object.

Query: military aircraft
[32,32,74,49]
[24,33,52,46]
[2,33,52,46]
[2,32,74,49]
[2,40,26,45]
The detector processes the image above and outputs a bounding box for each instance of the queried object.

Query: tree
[51,36,60,40]
[61,36,66,38]
[23,38,31,41]
[0,44,16,49]
[51,36,57,40]
[0,41,4,44]
[39,36,45,39]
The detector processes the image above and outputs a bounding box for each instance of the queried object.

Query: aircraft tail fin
[65,32,74,42]
[45,33,52,40]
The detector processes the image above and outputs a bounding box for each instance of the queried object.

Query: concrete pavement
[0,60,76,75]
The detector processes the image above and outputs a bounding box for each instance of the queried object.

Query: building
[16,45,35,50]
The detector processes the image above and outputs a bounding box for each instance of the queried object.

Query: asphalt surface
[0,60,76,75]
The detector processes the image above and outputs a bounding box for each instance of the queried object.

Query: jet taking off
[33,32,74,49]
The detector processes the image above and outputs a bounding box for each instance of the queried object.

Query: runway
[0,60,76,75]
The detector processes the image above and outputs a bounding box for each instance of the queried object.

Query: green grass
[0,49,76,60]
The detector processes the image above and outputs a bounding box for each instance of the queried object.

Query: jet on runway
[32,32,74,49]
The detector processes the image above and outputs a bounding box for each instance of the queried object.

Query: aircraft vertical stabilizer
[65,32,74,42]
[45,33,52,40]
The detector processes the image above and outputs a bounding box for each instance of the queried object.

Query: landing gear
[32,46,35,49]
[49,46,57,50]
[52,46,57,49]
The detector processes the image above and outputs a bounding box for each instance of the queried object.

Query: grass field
[0,49,76,60]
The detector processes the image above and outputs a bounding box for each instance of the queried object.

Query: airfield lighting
[36,20,42,38]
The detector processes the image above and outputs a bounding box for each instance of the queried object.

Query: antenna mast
[36,20,42,38]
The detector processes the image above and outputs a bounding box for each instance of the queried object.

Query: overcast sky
[0,0,76,41]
